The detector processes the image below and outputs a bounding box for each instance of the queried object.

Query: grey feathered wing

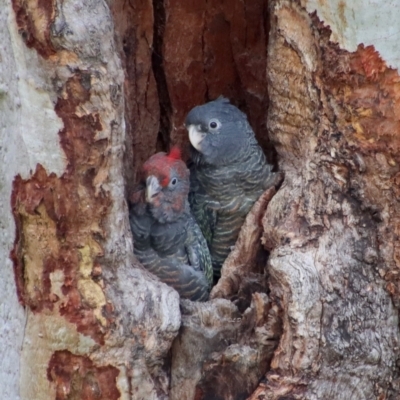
[129,192,211,301]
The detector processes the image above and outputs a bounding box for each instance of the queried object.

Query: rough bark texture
[169,182,283,400]
[171,296,281,400]
[250,1,400,399]
[4,1,181,399]
[3,0,400,399]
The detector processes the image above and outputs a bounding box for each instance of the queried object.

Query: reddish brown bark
[316,30,400,305]
[163,0,272,158]
[11,72,111,344]
[110,0,160,191]
[48,351,120,400]
[112,0,272,174]
[12,0,56,57]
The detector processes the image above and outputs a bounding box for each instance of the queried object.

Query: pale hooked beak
[146,175,161,203]
[187,124,205,152]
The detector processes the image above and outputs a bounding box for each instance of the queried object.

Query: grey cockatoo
[186,97,274,280]
[129,147,213,301]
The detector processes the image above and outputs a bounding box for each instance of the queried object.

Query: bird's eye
[170,178,178,186]
[209,119,220,130]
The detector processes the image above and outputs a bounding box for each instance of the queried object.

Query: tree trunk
[1,0,400,399]
[255,2,400,398]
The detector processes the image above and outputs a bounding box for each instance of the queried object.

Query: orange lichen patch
[47,351,120,400]
[11,73,111,344]
[12,0,56,58]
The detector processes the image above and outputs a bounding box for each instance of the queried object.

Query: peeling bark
[48,350,120,400]
[3,0,400,399]
[250,1,400,399]
[3,0,180,399]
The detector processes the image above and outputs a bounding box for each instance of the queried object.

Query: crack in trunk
[151,0,172,152]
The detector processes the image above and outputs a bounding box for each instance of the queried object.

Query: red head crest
[167,146,181,161]
[141,146,187,188]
